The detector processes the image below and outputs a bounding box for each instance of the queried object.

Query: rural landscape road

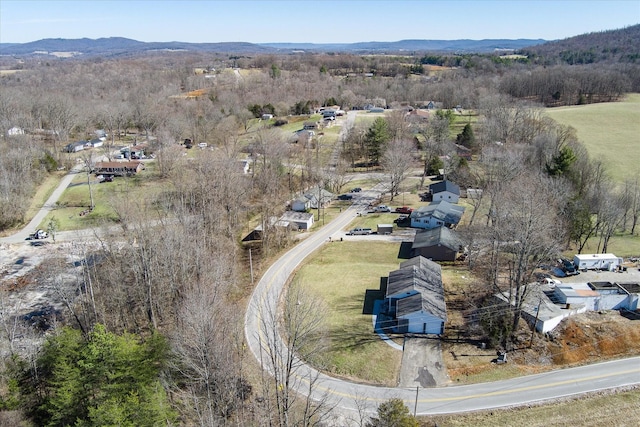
[243,192,640,417]
[2,161,638,419]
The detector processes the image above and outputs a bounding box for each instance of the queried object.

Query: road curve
[244,202,640,417]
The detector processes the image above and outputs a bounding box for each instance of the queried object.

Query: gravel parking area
[398,336,451,388]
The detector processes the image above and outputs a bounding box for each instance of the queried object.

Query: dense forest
[1,26,639,426]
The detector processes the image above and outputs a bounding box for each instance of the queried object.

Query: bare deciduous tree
[381,139,414,201]
[258,281,330,427]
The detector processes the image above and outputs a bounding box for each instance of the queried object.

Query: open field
[545,93,640,183]
[38,163,162,231]
[294,241,403,385]
[424,387,640,427]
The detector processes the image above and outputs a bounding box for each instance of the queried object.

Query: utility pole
[249,248,254,285]
[414,386,419,417]
[529,298,542,348]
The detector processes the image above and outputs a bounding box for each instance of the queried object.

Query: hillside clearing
[545,93,640,183]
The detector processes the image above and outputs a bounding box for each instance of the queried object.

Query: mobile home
[573,253,623,271]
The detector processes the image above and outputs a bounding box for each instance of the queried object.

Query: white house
[429,180,460,203]
[279,211,314,231]
[64,141,86,152]
[291,196,311,212]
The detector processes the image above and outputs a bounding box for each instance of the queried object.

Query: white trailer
[573,253,623,271]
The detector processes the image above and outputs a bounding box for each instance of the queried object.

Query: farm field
[545,93,640,183]
[424,387,640,427]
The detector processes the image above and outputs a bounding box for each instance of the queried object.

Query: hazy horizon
[1,0,638,45]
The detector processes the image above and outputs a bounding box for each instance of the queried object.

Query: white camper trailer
[573,253,623,271]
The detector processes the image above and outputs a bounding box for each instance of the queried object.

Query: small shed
[377,224,393,235]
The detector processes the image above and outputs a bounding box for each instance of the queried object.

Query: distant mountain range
[0,37,547,57]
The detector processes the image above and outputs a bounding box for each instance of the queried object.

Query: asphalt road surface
[3,164,639,420]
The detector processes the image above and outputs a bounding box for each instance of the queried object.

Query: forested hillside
[521,24,640,65]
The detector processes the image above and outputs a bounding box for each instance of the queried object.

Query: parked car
[394,206,413,214]
[27,229,48,240]
[337,194,353,201]
[346,227,372,235]
[374,205,391,213]
[350,187,362,193]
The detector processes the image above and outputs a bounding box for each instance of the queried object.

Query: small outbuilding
[377,224,393,235]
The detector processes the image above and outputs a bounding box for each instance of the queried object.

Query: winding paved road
[244,194,640,418]
[3,158,639,420]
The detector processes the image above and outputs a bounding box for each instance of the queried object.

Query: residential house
[410,200,465,230]
[384,256,446,335]
[291,196,311,212]
[411,226,462,261]
[279,211,314,231]
[429,180,460,203]
[64,141,86,153]
[89,138,103,148]
[496,280,640,334]
[301,186,334,209]
[94,161,144,177]
[554,281,640,311]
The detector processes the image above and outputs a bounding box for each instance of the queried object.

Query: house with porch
[410,200,465,230]
[300,186,334,209]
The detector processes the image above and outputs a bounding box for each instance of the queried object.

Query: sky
[1,0,639,44]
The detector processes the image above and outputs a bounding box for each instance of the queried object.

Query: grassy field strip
[295,241,403,385]
[545,93,640,183]
[427,388,640,427]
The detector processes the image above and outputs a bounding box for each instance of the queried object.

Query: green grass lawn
[39,164,162,231]
[294,241,403,385]
[425,388,640,427]
[545,93,640,183]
